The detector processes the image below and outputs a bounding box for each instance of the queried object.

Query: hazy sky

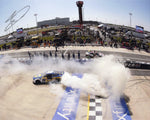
[0,0,150,36]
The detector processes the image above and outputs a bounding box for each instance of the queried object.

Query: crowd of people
[0,26,149,53]
[27,50,81,60]
[97,27,150,52]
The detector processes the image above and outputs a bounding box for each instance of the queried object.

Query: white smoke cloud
[0,54,131,99]
[61,55,131,98]
[61,72,109,98]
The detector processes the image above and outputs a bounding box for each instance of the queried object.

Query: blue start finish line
[110,97,132,120]
[52,87,80,120]
[52,74,82,120]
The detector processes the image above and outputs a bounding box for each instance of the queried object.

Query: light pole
[129,13,132,27]
[10,19,14,32]
[34,14,38,35]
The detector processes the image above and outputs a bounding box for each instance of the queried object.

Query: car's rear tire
[34,80,41,85]
[56,78,60,82]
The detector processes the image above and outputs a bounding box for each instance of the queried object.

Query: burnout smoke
[61,55,131,98]
[0,54,130,98]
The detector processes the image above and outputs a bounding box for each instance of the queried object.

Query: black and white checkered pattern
[88,95,103,120]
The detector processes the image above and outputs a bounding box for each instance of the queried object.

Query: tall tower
[76,1,84,25]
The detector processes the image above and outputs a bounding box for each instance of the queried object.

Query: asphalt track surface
[0,47,150,120]
[6,50,150,60]
[5,49,150,76]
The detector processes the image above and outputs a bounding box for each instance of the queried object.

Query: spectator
[40,52,42,56]
[55,52,57,58]
[138,42,141,51]
[72,52,75,59]
[48,41,50,47]
[43,52,46,57]
[109,41,113,47]
[78,51,80,59]
[104,41,107,47]
[114,42,118,48]
[68,52,70,60]
[100,40,103,46]
[62,52,64,59]
[49,51,52,57]
[28,51,31,59]
[43,52,48,59]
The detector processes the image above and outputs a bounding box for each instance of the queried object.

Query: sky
[0,0,150,36]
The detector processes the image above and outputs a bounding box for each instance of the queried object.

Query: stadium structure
[37,17,70,28]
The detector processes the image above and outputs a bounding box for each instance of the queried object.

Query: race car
[33,71,64,84]
[85,51,104,58]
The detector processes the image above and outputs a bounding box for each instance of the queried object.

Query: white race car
[85,51,104,58]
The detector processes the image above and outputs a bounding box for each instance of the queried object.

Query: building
[37,17,70,27]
